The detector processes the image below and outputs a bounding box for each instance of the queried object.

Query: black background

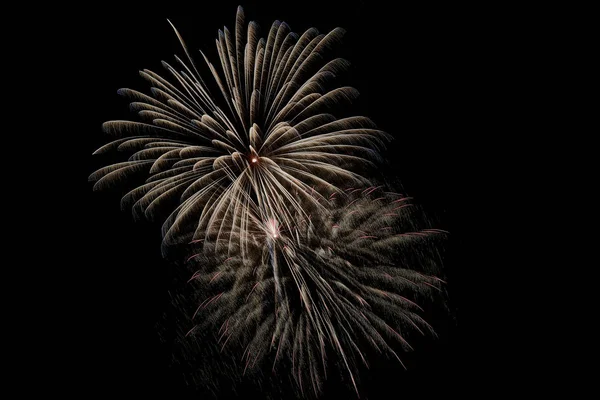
[75,1,474,398]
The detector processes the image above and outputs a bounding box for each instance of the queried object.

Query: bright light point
[251,157,258,163]
[266,218,280,240]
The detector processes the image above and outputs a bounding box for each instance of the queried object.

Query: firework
[90,7,448,398]
[185,188,446,396]
[89,6,390,254]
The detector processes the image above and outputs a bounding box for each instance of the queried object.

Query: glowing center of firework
[251,157,258,163]
[266,219,280,240]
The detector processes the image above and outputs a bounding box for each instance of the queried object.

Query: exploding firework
[89,7,449,399]
[184,188,446,396]
[89,6,390,254]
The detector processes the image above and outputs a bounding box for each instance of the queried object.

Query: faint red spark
[209,271,222,283]
[246,282,261,300]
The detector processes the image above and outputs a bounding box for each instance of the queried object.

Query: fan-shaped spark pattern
[185,189,446,396]
[89,7,390,253]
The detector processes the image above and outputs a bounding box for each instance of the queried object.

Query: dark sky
[77,1,470,398]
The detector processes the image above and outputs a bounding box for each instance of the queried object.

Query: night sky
[78,1,467,398]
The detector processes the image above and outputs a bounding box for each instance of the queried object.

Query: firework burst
[185,188,446,396]
[89,6,390,255]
